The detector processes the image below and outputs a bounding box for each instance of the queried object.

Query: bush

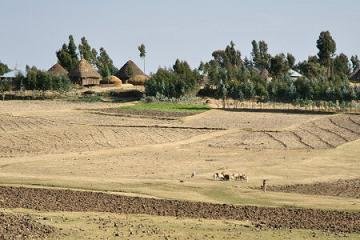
[145,60,200,99]
[14,67,72,92]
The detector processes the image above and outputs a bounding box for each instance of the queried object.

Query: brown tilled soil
[0,212,54,240]
[268,178,360,199]
[0,186,359,233]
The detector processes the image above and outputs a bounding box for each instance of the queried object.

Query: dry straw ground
[0,100,359,239]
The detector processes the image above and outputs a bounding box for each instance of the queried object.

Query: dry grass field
[0,100,359,239]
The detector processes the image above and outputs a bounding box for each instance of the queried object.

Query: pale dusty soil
[0,100,359,207]
[0,100,360,238]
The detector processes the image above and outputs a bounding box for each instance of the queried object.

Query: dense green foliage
[145,59,200,98]
[351,55,360,70]
[0,62,10,76]
[79,37,98,65]
[316,31,336,68]
[197,31,360,103]
[0,79,11,100]
[138,43,146,73]
[56,35,117,78]
[96,47,118,78]
[143,31,355,102]
[56,35,79,72]
[12,66,72,92]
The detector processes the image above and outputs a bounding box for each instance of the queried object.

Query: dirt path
[0,186,359,233]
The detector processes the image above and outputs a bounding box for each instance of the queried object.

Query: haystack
[350,66,360,82]
[128,74,149,85]
[116,60,149,85]
[69,59,101,86]
[101,75,122,86]
[48,63,68,77]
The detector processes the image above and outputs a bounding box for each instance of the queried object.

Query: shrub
[145,60,200,98]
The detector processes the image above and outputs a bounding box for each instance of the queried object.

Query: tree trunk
[143,57,146,74]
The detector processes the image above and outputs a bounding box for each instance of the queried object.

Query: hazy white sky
[0,0,359,73]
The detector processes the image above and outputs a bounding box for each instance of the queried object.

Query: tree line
[1,31,360,101]
[145,31,360,103]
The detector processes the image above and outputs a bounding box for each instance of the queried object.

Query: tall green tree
[145,59,199,98]
[251,40,260,66]
[79,37,97,65]
[211,41,242,70]
[138,44,146,73]
[334,53,350,76]
[270,54,289,78]
[56,35,79,72]
[251,40,270,70]
[96,47,117,78]
[351,55,360,71]
[0,62,10,76]
[296,56,326,79]
[68,35,78,61]
[316,31,336,68]
[286,53,296,69]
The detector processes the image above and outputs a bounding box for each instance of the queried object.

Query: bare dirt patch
[268,178,360,199]
[0,212,54,240]
[0,186,359,233]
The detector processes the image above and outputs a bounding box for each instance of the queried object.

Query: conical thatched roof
[116,60,146,81]
[350,66,360,82]
[48,63,68,76]
[69,59,101,79]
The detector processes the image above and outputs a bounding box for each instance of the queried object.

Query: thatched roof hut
[116,60,149,85]
[350,67,360,82]
[69,59,101,86]
[48,63,68,77]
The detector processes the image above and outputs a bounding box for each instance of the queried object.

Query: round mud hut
[69,59,101,86]
[48,63,69,77]
[116,60,149,85]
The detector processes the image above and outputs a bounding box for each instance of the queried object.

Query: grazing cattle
[214,172,248,182]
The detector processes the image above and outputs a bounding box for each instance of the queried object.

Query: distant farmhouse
[69,59,101,86]
[116,60,149,85]
[0,69,23,81]
[288,69,303,81]
[48,63,68,77]
[1,59,149,88]
[47,59,148,87]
